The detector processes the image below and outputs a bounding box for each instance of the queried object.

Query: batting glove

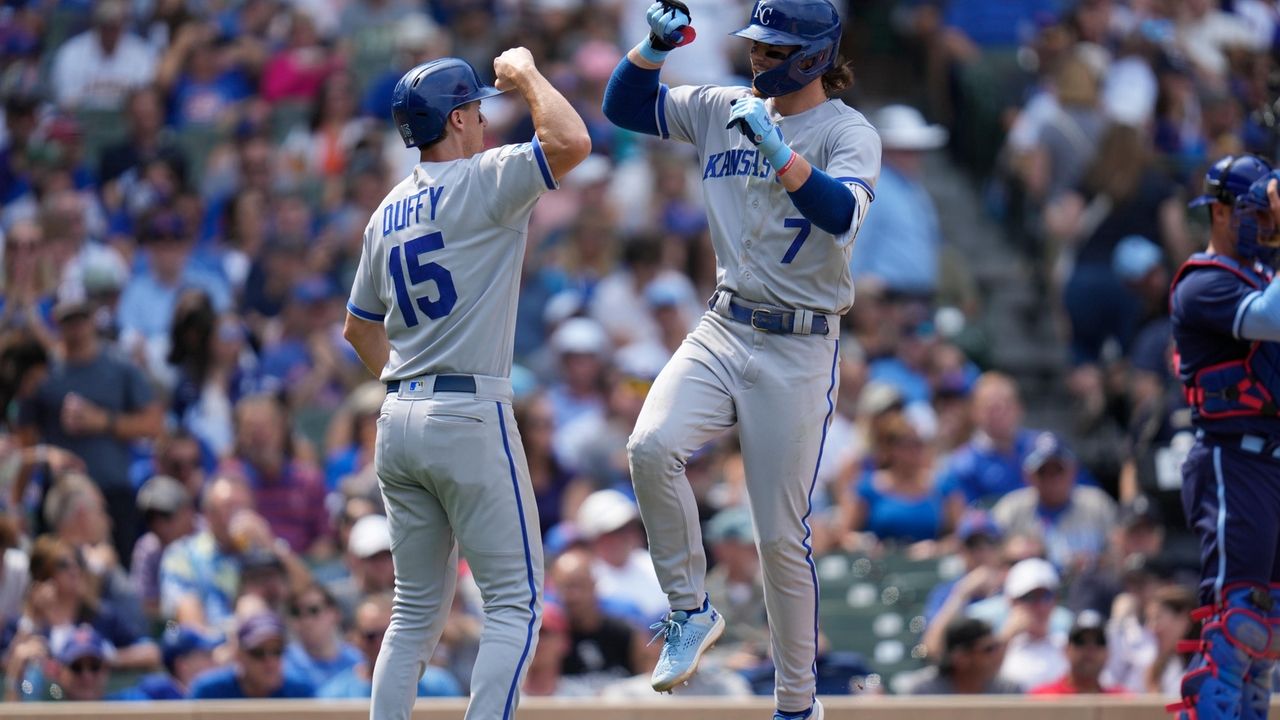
[637,1,692,64]
[727,97,795,171]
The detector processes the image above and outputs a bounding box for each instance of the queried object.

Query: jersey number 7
[389,231,458,327]
[781,218,812,264]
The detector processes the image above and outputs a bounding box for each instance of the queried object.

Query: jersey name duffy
[659,84,881,315]
[347,137,557,381]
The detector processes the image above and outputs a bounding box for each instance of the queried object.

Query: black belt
[386,374,477,394]
[713,295,829,336]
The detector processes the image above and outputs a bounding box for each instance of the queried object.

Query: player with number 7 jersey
[343,48,590,720]
[602,1,880,717]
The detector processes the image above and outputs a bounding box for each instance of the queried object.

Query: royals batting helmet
[1188,154,1272,208]
[391,58,504,148]
[730,0,841,97]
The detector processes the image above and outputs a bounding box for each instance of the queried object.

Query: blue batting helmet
[730,0,841,97]
[1234,170,1280,268]
[1188,154,1272,209]
[391,58,504,148]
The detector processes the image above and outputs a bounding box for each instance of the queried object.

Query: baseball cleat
[774,699,824,720]
[648,600,725,692]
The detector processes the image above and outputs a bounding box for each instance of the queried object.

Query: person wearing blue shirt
[283,584,363,689]
[850,105,946,299]
[188,611,314,699]
[938,371,1095,506]
[317,594,462,699]
[117,212,231,346]
[121,625,221,700]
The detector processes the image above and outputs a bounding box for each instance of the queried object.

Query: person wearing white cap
[991,557,1069,690]
[575,489,668,623]
[327,514,397,622]
[848,104,946,300]
[547,317,611,443]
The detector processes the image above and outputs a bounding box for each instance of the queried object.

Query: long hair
[822,55,855,97]
[1081,124,1150,203]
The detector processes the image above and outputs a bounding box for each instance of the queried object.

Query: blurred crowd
[0,0,1274,704]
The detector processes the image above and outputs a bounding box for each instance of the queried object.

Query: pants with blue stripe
[371,389,542,720]
[628,311,838,711]
[1182,439,1280,607]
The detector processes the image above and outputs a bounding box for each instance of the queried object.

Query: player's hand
[646,1,693,51]
[727,98,788,161]
[493,47,537,93]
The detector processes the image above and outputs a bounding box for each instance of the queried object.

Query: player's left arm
[727,98,879,237]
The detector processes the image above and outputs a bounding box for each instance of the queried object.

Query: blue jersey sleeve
[1172,267,1260,339]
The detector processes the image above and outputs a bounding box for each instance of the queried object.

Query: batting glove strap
[726,98,793,168]
[636,38,671,64]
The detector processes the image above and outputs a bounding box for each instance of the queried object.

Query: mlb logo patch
[409,380,424,392]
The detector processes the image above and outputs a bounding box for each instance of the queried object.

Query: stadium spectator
[850,104,947,299]
[992,558,1070,689]
[922,510,1003,625]
[119,624,221,700]
[3,534,159,671]
[158,475,252,631]
[283,583,361,688]
[218,394,331,558]
[907,618,1019,694]
[50,0,158,111]
[514,392,586,536]
[522,601,583,697]
[1029,610,1123,694]
[839,410,961,548]
[17,296,164,563]
[701,506,769,662]
[991,432,1117,571]
[317,593,461,698]
[938,372,1053,504]
[574,488,666,624]
[131,474,196,621]
[324,510,393,622]
[547,548,642,690]
[50,625,114,701]
[188,610,314,698]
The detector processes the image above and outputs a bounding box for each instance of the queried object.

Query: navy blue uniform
[1171,254,1280,606]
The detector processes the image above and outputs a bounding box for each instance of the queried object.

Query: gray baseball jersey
[627,84,881,712]
[658,84,880,314]
[346,137,558,380]
[350,137,554,720]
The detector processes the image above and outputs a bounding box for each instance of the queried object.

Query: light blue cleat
[774,699,824,720]
[648,599,726,692]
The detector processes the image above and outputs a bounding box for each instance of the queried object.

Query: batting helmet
[1234,170,1280,268]
[730,0,841,97]
[391,58,504,148]
[1188,154,1272,209]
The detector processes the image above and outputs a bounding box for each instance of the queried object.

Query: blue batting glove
[637,2,691,63]
[726,97,792,169]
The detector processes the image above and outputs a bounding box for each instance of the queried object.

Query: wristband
[774,150,798,177]
[635,38,670,65]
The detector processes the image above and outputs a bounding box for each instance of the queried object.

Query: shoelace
[647,614,686,647]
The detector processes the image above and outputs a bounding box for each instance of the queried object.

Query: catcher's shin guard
[1168,585,1274,720]
[1240,585,1280,720]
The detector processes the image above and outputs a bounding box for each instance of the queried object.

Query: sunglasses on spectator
[1016,589,1056,604]
[358,629,385,644]
[246,645,284,660]
[69,659,105,675]
[1070,634,1106,648]
[293,603,327,618]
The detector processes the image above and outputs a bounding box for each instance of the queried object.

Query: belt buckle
[747,304,778,333]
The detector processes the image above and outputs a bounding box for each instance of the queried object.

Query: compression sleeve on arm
[785,167,858,236]
[602,57,663,137]
[1238,279,1280,342]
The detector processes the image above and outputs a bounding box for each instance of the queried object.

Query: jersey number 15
[388,231,457,327]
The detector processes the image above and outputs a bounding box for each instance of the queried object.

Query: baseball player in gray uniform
[342,49,590,720]
[602,1,880,718]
